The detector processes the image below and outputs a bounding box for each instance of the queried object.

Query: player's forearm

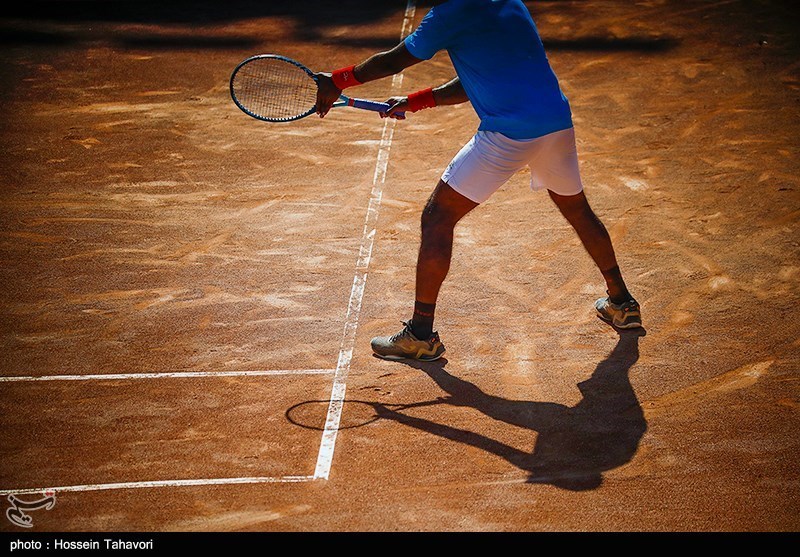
[386,77,467,118]
[354,53,403,82]
[353,43,422,83]
[432,78,469,106]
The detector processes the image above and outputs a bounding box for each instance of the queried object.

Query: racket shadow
[373,328,648,491]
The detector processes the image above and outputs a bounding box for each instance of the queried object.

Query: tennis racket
[230,54,403,122]
[286,398,446,430]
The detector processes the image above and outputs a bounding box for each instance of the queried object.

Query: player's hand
[315,73,341,118]
[381,96,408,120]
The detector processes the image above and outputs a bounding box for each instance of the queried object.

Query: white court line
[0,369,334,382]
[313,0,417,481]
[0,476,314,496]
[0,1,418,496]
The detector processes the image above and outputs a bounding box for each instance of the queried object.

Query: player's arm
[316,42,423,117]
[431,77,469,106]
[382,77,468,120]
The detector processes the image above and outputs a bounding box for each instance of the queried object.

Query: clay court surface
[0,0,798,532]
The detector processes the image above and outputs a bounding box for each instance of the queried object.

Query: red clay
[0,0,797,532]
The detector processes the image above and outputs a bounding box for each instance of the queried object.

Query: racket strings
[232,59,317,121]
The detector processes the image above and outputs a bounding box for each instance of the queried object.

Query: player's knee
[551,191,593,220]
[420,201,455,234]
[421,181,475,235]
[420,207,438,235]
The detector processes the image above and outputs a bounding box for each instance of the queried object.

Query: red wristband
[331,65,362,90]
[406,87,436,112]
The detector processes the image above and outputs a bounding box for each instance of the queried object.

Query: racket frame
[230,54,400,123]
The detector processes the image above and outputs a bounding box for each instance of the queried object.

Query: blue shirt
[404,0,573,140]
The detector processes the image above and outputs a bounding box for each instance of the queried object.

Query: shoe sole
[597,312,642,329]
[373,349,446,362]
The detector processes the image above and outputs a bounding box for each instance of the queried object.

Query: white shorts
[441,127,584,203]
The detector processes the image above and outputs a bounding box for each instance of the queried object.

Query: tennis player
[316,0,642,361]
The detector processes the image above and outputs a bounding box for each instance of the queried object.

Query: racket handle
[350,98,406,118]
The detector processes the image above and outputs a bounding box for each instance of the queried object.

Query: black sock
[410,301,436,339]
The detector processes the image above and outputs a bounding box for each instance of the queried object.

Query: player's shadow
[374,328,646,491]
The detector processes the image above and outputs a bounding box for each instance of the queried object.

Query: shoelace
[389,321,415,342]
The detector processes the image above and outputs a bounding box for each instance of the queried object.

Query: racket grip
[351,98,406,118]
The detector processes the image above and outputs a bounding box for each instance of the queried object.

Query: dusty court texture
[0,0,798,532]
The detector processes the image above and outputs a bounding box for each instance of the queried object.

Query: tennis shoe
[595,296,642,329]
[371,321,446,361]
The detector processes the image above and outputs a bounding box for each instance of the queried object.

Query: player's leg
[371,132,519,361]
[531,127,641,329]
[547,190,641,328]
[414,180,479,330]
[370,181,477,362]
[547,189,631,300]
